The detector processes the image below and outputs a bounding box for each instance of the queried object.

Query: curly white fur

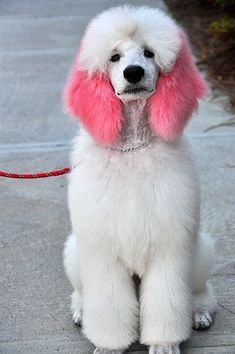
[63,6,217,354]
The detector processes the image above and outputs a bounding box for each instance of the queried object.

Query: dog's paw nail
[193,310,214,330]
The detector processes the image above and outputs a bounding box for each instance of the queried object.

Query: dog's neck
[109,99,155,152]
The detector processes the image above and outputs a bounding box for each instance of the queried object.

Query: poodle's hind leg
[192,233,217,330]
[63,233,83,325]
[193,283,216,330]
[71,290,82,326]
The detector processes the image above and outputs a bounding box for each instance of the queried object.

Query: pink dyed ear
[148,32,207,141]
[64,60,122,145]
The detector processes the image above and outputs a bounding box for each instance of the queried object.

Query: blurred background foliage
[210,16,235,40]
[210,0,235,39]
[166,0,235,108]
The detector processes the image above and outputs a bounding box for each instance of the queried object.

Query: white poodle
[63,6,217,354]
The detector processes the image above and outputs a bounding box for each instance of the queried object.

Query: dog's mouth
[118,86,153,96]
[124,87,146,94]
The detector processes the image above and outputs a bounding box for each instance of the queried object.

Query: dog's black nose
[123,65,145,84]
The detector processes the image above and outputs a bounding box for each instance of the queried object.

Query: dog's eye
[110,53,120,62]
[144,49,154,58]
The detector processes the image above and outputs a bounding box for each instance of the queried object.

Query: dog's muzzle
[123,65,145,84]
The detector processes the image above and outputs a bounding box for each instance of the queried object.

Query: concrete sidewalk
[0,1,234,353]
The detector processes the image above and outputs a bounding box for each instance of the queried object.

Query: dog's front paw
[93,348,124,354]
[149,344,180,354]
[193,310,214,330]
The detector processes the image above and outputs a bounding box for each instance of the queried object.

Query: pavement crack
[0,141,71,153]
[203,117,235,132]
[218,302,235,315]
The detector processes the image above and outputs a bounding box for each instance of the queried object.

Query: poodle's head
[64,6,207,145]
[107,39,159,102]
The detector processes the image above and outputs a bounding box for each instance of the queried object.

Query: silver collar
[107,136,154,153]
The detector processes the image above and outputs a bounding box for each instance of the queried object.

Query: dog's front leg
[140,247,192,353]
[79,246,139,353]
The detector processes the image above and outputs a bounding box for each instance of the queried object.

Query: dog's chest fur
[69,104,199,277]
[111,100,154,151]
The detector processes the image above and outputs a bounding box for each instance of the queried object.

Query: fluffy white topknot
[78,5,181,73]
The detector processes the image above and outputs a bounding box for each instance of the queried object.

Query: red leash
[0,167,71,179]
